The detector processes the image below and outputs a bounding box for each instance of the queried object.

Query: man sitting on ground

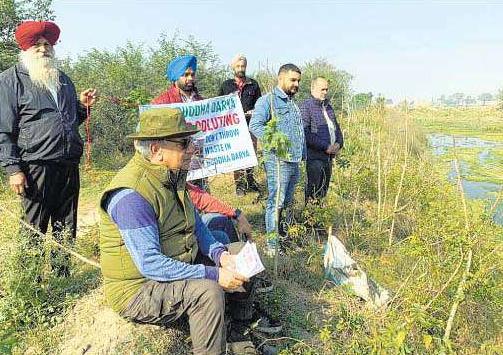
[99,108,276,354]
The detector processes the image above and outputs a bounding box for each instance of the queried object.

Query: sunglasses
[166,138,193,149]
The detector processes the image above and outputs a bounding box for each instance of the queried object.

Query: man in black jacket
[0,21,96,275]
[300,77,343,204]
[219,54,261,196]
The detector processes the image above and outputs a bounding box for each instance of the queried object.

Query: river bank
[413,107,503,226]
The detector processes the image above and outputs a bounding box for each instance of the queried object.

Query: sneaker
[261,344,279,355]
[255,276,273,294]
[250,312,282,335]
[249,305,282,335]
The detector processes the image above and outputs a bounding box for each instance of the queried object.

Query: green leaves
[262,115,291,160]
[60,34,227,167]
[297,58,353,115]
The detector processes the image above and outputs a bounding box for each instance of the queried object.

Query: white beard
[19,47,61,92]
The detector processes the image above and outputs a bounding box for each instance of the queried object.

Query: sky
[52,0,503,102]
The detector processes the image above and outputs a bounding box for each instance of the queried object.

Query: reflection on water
[429,134,501,153]
[427,133,503,226]
[447,160,470,179]
[478,149,491,164]
[494,204,503,226]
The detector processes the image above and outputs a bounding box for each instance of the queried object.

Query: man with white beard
[0,21,96,276]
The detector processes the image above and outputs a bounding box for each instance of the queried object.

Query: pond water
[428,133,503,226]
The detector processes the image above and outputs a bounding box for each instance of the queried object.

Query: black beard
[179,84,194,92]
[235,71,245,78]
[286,88,297,97]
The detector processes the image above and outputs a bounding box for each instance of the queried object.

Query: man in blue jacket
[300,77,343,204]
[249,64,305,256]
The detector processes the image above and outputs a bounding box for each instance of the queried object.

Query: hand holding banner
[140,93,258,181]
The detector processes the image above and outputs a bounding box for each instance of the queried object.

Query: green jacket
[99,153,198,312]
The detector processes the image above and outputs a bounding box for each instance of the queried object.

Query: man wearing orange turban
[14,20,61,50]
[0,21,97,276]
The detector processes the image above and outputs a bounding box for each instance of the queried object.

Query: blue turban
[166,55,197,82]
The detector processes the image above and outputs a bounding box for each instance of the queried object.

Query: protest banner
[140,93,258,181]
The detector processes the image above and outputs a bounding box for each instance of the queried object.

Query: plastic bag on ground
[324,233,390,308]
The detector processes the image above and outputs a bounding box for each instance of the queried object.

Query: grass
[1,107,502,354]
[413,106,503,187]
[412,106,503,141]
[436,146,503,185]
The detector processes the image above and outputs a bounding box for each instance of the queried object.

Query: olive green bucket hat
[127,107,200,140]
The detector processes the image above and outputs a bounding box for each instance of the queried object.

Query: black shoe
[250,306,282,335]
[227,318,278,354]
[255,276,273,294]
[251,314,282,335]
[227,318,259,354]
[246,178,261,193]
[228,319,252,343]
[261,344,278,355]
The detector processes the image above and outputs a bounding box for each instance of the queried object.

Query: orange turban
[15,21,60,51]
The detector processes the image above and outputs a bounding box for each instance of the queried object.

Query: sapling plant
[261,94,291,277]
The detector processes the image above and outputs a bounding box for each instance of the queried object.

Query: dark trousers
[21,162,80,274]
[202,212,241,244]
[305,159,332,203]
[234,168,256,188]
[234,134,258,189]
[120,242,255,355]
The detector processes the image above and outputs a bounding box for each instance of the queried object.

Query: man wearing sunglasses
[99,108,276,354]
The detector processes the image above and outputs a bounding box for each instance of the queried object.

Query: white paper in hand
[235,242,265,279]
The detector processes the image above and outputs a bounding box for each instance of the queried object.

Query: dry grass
[2,106,502,354]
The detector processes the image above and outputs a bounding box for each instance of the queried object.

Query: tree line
[2,1,401,169]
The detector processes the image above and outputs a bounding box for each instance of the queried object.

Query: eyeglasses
[166,138,193,150]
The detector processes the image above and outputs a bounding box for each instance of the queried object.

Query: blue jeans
[201,212,238,245]
[264,156,300,245]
